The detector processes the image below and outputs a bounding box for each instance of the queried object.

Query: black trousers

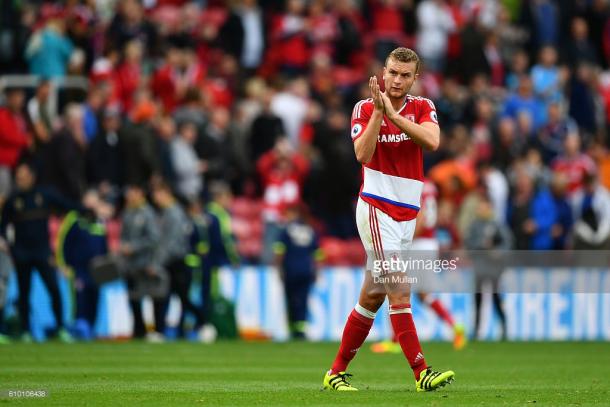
[15,259,64,334]
[283,275,313,338]
[126,276,167,338]
[474,275,507,340]
[75,270,99,329]
[0,306,5,334]
[167,259,204,335]
[200,263,213,325]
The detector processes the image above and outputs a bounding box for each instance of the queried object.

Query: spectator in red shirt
[113,39,143,113]
[152,46,205,113]
[551,132,596,196]
[0,88,30,198]
[257,138,309,263]
[268,0,311,76]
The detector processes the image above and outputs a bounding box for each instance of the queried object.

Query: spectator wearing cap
[0,88,30,198]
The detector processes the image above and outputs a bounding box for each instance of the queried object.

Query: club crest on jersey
[351,123,363,139]
[430,111,438,123]
[406,114,415,123]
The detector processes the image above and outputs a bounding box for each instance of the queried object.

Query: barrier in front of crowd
[3,266,610,341]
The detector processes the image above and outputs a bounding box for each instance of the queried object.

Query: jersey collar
[397,96,409,114]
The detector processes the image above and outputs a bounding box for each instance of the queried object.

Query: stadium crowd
[1,0,610,341]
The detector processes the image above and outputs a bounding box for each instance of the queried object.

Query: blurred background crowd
[1,0,610,341]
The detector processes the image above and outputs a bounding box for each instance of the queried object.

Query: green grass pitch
[1,341,609,406]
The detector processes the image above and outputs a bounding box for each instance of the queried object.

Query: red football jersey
[351,95,438,221]
[417,180,438,238]
[551,153,596,194]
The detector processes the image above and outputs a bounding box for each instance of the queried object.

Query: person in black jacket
[87,107,123,198]
[0,163,85,342]
[248,89,286,165]
[219,0,266,74]
[40,104,87,202]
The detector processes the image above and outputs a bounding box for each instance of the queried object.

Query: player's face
[383,59,418,99]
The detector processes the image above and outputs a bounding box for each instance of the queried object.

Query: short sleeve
[350,100,372,142]
[418,98,439,125]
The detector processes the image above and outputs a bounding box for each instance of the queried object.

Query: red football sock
[389,303,428,380]
[331,305,375,374]
[429,299,455,328]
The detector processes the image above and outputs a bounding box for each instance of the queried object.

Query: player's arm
[354,77,384,164]
[380,92,440,151]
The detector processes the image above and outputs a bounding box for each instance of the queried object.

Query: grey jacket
[465,218,513,277]
[120,203,161,273]
[157,203,191,265]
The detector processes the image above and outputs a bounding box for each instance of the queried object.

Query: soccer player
[370,180,466,353]
[322,48,455,392]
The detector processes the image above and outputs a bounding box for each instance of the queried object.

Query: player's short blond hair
[385,47,420,73]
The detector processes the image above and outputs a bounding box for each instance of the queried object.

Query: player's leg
[491,276,507,340]
[127,277,146,339]
[0,252,11,344]
[323,198,385,391]
[72,268,97,338]
[152,297,167,339]
[417,291,466,350]
[15,261,33,340]
[285,276,311,339]
[324,272,385,390]
[35,259,73,342]
[413,237,465,349]
[473,276,484,340]
[377,211,453,391]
